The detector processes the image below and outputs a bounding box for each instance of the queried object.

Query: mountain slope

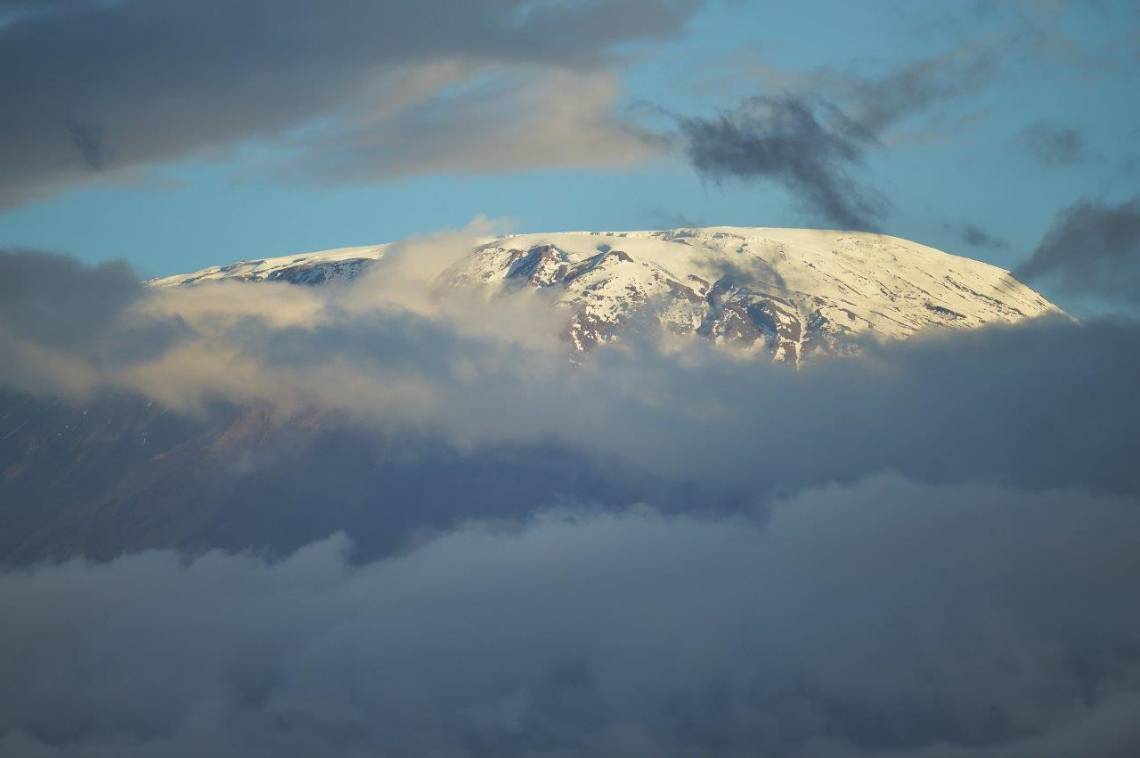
[152,227,1059,361]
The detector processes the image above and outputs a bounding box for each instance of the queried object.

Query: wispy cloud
[1016,121,1086,166]
[290,69,662,183]
[674,43,1003,229]
[678,95,885,230]
[944,222,1010,250]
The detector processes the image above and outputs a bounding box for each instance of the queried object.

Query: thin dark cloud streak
[1017,120,1086,166]
[62,117,107,171]
[842,42,1001,136]
[944,222,1010,250]
[675,43,1003,230]
[678,94,886,230]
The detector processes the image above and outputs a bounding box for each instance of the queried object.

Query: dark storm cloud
[1017,121,1086,165]
[1016,195,1140,309]
[0,0,700,206]
[944,222,1010,249]
[0,477,1138,757]
[678,95,886,230]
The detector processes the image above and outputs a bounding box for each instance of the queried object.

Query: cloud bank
[1,476,1138,757]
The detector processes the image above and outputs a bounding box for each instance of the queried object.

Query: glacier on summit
[152,226,1059,362]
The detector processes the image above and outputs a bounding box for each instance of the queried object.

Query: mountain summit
[153,226,1059,362]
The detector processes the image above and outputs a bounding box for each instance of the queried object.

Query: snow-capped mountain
[152,227,1060,362]
[0,228,1068,564]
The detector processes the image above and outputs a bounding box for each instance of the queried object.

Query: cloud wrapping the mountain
[2,241,1140,498]
[1,476,1138,757]
[0,0,698,206]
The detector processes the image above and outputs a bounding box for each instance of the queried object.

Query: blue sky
[0,0,1136,294]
